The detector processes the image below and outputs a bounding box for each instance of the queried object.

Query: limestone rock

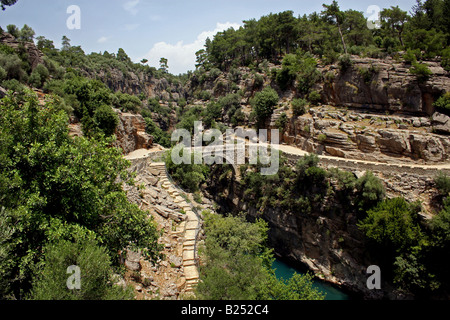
[125,249,141,271]
[113,110,153,154]
[432,112,450,134]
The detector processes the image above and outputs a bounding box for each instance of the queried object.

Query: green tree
[380,6,409,47]
[6,24,19,38]
[322,1,348,54]
[354,171,385,212]
[196,213,324,300]
[0,91,161,299]
[61,36,71,51]
[1,0,18,10]
[358,198,423,251]
[30,238,134,300]
[251,87,279,128]
[19,24,35,43]
[159,57,169,73]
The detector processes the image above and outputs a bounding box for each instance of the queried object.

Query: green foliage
[317,134,327,143]
[0,52,26,81]
[0,65,6,81]
[441,48,450,72]
[434,172,450,196]
[196,213,324,300]
[354,171,385,213]
[307,90,321,106]
[30,238,134,300]
[165,149,210,193]
[93,104,119,136]
[275,113,288,131]
[433,92,450,113]
[273,52,320,94]
[409,62,433,82]
[291,98,308,116]
[358,198,423,250]
[144,117,171,148]
[338,54,353,72]
[28,64,49,88]
[0,91,161,299]
[251,87,279,128]
[113,91,142,113]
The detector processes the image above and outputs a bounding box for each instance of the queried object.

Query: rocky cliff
[0,32,44,70]
[113,109,153,155]
[280,105,450,164]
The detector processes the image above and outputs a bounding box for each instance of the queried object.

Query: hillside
[1,0,450,301]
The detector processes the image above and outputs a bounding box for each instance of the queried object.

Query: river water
[272,259,350,300]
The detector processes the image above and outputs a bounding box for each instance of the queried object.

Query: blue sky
[1,0,418,74]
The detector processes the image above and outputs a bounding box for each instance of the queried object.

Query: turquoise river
[272,259,350,300]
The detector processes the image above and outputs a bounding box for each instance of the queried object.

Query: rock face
[0,32,44,70]
[432,112,450,134]
[113,110,153,155]
[319,56,450,116]
[281,106,450,164]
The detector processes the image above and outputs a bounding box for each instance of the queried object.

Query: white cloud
[123,0,140,15]
[140,22,241,75]
[97,36,110,44]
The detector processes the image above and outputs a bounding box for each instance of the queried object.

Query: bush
[251,87,279,128]
[403,49,419,64]
[0,66,6,81]
[355,171,385,213]
[358,198,423,251]
[308,90,321,106]
[30,238,134,300]
[410,62,432,82]
[434,172,450,196]
[317,134,327,143]
[29,64,49,88]
[338,54,353,72]
[93,104,119,136]
[441,48,450,72]
[433,92,450,113]
[0,52,26,81]
[292,98,308,116]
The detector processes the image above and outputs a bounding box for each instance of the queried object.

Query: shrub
[29,238,134,300]
[317,134,327,143]
[93,104,119,136]
[410,62,432,82]
[292,98,308,116]
[434,172,450,196]
[403,49,419,64]
[433,92,450,113]
[251,87,279,128]
[0,66,6,81]
[29,64,49,88]
[338,54,353,72]
[308,90,321,106]
[441,48,450,72]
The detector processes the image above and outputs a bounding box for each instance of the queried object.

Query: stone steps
[149,160,201,296]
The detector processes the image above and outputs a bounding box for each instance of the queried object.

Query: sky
[0,0,418,75]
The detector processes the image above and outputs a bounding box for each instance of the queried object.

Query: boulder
[432,112,450,134]
[125,249,141,271]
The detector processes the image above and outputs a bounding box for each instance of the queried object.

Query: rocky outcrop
[0,32,44,70]
[432,112,450,134]
[282,106,450,164]
[113,110,153,155]
[319,56,450,116]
